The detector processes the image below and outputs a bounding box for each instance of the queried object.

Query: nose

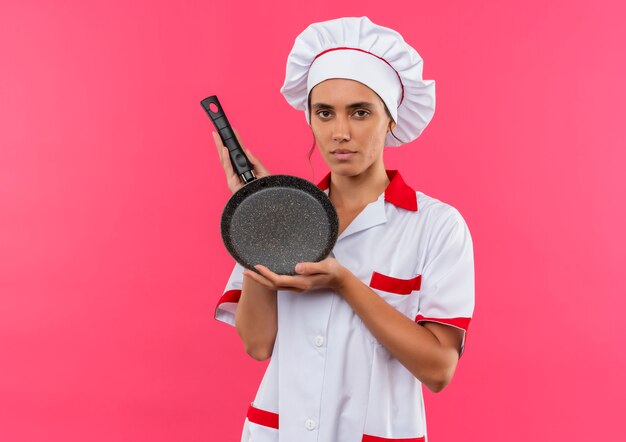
[332,115,351,142]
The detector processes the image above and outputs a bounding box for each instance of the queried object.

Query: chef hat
[280,16,436,147]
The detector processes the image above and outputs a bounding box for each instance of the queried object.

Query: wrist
[333,265,354,294]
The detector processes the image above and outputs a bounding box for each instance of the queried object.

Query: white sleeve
[416,207,475,355]
[214,262,245,327]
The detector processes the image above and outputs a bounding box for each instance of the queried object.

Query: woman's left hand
[243,258,348,293]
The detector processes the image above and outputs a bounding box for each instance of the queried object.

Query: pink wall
[1,1,625,441]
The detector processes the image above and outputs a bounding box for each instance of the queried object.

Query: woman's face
[309,78,395,177]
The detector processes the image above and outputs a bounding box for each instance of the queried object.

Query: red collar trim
[317,170,418,212]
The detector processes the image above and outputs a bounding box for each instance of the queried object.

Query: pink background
[1,0,625,441]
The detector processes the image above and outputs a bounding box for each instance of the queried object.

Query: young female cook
[212,16,475,442]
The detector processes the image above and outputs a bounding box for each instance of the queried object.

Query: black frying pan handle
[200,95,256,184]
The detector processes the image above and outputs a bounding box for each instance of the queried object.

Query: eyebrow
[312,101,375,110]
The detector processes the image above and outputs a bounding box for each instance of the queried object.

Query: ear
[388,120,397,132]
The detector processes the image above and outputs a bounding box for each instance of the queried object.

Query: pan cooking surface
[221,175,338,275]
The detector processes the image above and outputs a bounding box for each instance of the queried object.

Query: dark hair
[306,92,406,164]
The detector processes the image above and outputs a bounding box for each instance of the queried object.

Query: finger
[254,265,281,284]
[248,267,305,292]
[295,261,327,276]
[212,131,225,163]
[300,274,327,290]
[255,265,307,290]
[213,131,236,178]
[221,145,236,178]
[213,131,235,178]
[278,275,322,292]
[244,269,277,290]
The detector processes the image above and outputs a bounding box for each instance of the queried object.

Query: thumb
[295,262,323,275]
[244,147,270,176]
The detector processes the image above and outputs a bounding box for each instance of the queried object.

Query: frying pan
[200,95,339,275]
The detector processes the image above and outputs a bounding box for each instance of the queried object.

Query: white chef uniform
[215,169,475,442]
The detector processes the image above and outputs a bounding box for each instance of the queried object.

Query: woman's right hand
[212,128,270,194]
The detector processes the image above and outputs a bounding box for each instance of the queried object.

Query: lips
[331,149,356,154]
[331,149,356,160]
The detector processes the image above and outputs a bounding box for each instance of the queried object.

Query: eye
[316,110,333,120]
[353,109,370,119]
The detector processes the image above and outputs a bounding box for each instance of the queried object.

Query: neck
[329,162,390,210]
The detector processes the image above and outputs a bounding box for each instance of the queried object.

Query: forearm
[235,274,278,361]
[336,270,459,392]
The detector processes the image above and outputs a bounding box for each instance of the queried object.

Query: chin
[327,161,368,177]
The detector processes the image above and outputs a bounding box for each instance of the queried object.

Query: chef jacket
[215,170,475,442]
